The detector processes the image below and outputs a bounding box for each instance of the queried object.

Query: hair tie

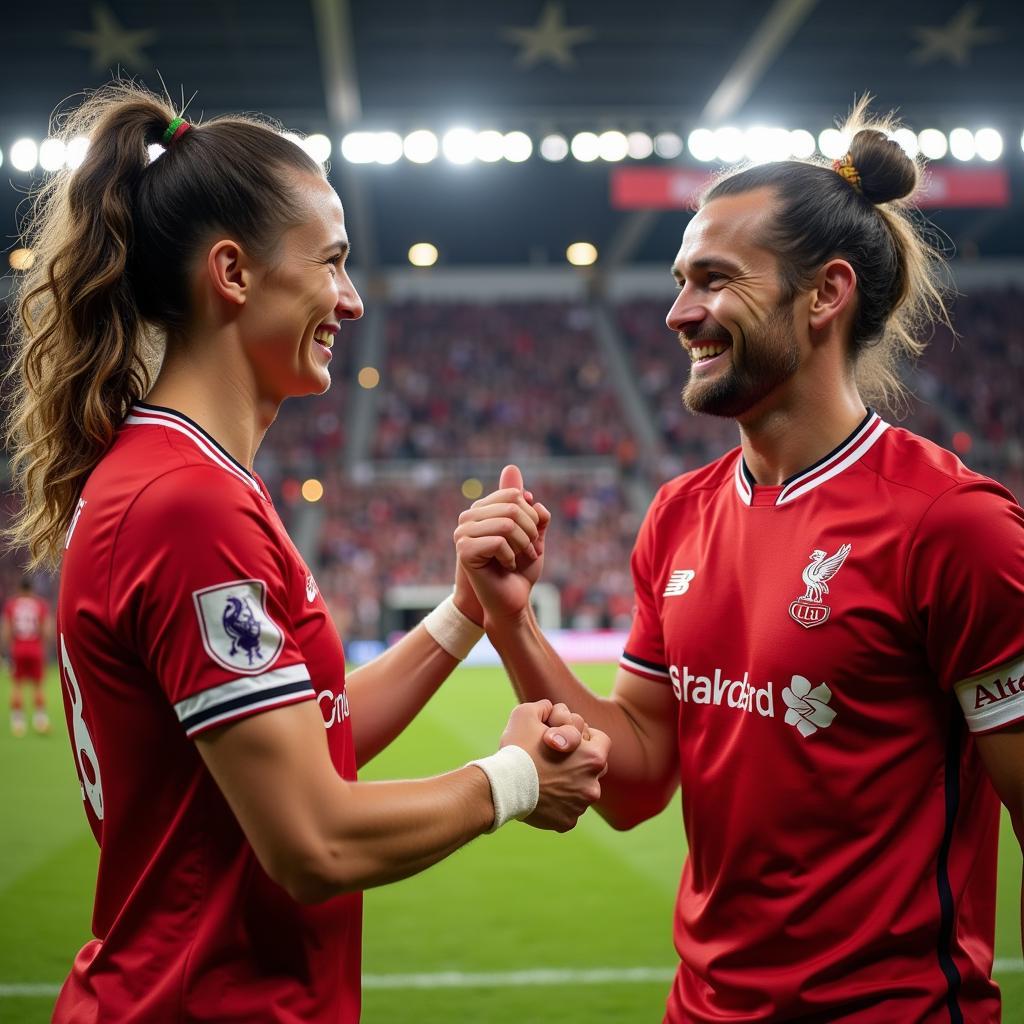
[832,154,862,193]
[162,117,191,147]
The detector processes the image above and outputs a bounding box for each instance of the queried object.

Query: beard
[682,301,800,419]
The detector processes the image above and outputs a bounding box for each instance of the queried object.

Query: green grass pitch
[0,664,1020,1023]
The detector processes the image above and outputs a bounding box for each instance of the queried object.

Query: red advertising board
[611,165,1010,210]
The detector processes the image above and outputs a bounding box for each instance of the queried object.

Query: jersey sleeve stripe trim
[174,664,312,727]
[183,688,315,737]
[953,654,1024,733]
[620,651,670,681]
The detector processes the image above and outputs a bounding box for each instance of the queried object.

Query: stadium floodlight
[974,128,1002,162]
[442,127,477,164]
[8,248,35,271]
[789,129,816,160]
[303,133,332,163]
[10,138,38,172]
[744,126,791,164]
[502,131,533,162]
[626,132,653,159]
[475,130,505,163]
[712,127,744,164]
[66,135,90,169]
[598,130,629,162]
[404,130,438,163]
[374,132,403,165]
[891,128,919,159]
[687,128,716,162]
[357,366,381,389]
[401,131,438,164]
[566,241,598,266]
[654,132,684,159]
[408,242,439,267]
[147,143,165,163]
[340,132,377,163]
[38,138,66,172]
[571,132,600,162]
[817,128,849,160]
[948,127,975,161]
[540,134,569,161]
[917,129,948,160]
[282,131,303,148]
[301,478,324,503]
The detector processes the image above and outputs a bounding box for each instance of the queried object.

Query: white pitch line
[363,967,676,989]
[3,961,1023,998]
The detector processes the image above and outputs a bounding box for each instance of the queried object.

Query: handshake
[484,698,610,834]
[452,464,611,834]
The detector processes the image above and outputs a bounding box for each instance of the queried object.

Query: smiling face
[238,173,363,403]
[667,188,803,420]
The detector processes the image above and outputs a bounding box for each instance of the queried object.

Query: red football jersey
[4,593,48,652]
[622,411,1024,1023]
[54,403,361,1023]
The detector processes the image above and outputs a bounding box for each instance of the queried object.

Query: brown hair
[702,98,951,410]
[5,82,325,567]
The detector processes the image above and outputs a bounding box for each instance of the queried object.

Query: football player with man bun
[459,102,1024,1023]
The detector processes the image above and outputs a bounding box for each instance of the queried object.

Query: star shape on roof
[910,3,1000,67]
[67,3,157,72]
[502,3,595,70]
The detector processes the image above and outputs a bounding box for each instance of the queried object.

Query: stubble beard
[681,302,800,419]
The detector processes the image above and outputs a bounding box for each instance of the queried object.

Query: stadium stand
[2,285,1023,634]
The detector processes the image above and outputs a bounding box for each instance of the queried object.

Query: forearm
[289,767,494,901]
[345,624,462,767]
[486,610,673,826]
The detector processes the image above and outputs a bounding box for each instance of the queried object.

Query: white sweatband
[422,595,484,661]
[468,745,540,832]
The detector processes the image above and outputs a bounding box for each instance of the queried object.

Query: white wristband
[422,595,484,661]
[468,745,540,832]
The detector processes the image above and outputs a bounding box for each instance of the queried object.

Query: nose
[666,283,707,337]
[337,271,364,321]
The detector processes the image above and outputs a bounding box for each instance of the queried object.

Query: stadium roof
[3,1,1024,270]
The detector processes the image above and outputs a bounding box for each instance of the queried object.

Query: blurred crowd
[312,470,638,639]
[372,302,633,461]
[3,288,1022,638]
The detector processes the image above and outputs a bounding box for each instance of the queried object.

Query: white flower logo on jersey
[782,674,837,737]
[193,579,284,675]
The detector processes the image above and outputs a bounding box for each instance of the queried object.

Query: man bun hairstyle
[846,128,918,206]
[702,97,950,411]
[5,82,326,567]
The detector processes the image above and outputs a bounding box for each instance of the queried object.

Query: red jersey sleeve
[110,466,314,738]
[620,493,672,684]
[905,479,1024,734]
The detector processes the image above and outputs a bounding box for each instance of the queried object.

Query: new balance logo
[663,569,696,597]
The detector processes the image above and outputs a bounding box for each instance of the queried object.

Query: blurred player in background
[2,576,51,736]
[5,83,608,1023]
[459,104,1024,1023]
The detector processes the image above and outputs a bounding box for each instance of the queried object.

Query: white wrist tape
[422,595,484,661]
[468,745,540,832]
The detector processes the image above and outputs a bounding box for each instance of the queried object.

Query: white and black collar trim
[733,410,889,507]
[125,403,264,497]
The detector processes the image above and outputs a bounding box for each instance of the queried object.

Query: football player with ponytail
[6,84,608,1023]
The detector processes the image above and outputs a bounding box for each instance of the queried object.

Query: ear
[206,239,251,308]
[808,258,857,332]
